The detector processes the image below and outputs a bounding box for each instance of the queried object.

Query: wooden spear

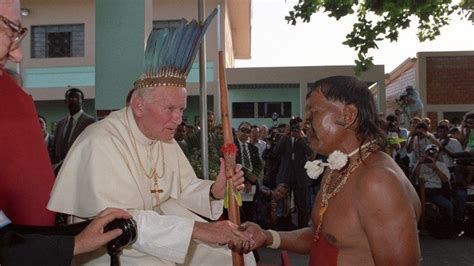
[218,51,244,266]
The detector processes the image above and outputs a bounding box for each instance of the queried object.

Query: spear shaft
[218,51,244,266]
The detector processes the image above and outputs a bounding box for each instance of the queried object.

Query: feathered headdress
[134,8,218,89]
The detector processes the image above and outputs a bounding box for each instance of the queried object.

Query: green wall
[184,95,214,126]
[95,0,146,110]
[229,87,301,128]
[23,66,95,88]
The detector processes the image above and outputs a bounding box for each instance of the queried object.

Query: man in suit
[54,87,95,165]
[273,117,313,228]
[235,121,263,223]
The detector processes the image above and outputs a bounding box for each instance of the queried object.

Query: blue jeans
[453,187,468,221]
[426,190,454,236]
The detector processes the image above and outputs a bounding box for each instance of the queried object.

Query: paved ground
[257,235,474,265]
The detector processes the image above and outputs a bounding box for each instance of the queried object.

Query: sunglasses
[0,15,27,50]
[239,128,251,134]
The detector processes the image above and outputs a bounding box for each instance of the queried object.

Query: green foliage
[186,132,223,180]
[188,146,220,180]
[286,0,473,75]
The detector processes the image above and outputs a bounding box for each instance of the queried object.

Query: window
[233,102,255,118]
[31,24,84,58]
[232,102,292,119]
[153,20,182,30]
[258,102,292,118]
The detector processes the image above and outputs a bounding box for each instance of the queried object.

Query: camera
[422,157,434,164]
[290,124,301,132]
[266,128,282,143]
[289,116,302,133]
[452,151,474,166]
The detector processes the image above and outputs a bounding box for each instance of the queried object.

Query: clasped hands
[195,221,269,254]
[206,159,270,253]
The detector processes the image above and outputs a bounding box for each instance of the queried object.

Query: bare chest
[311,177,367,250]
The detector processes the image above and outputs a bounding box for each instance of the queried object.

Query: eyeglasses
[239,128,251,134]
[0,15,27,50]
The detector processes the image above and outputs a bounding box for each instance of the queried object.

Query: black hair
[465,111,474,120]
[250,125,259,129]
[65,87,84,100]
[306,76,384,145]
[386,114,398,123]
[238,121,251,129]
[289,116,302,126]
[449,127,460,134]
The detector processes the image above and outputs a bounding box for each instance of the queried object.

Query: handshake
[199,221,274,254]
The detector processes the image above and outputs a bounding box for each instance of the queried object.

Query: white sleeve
[450,139,464,153]
[436,162,450,178]
[130,210,195,264]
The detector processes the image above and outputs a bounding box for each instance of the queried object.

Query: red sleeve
[0,73,55,226]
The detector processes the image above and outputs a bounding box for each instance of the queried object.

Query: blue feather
[142,8,218,81]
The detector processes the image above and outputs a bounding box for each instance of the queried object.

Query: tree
[286,0,474,74]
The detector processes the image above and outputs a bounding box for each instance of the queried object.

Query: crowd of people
[380,109,474,239]
[172,100,474,242]
[174,115,317,233]
[2,0,474,265]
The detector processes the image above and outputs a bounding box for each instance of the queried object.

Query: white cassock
[47,107,255,266]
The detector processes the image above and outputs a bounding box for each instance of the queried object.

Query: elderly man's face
[0,0,23,68]
[134,86,186,141]
[304,90,346,156]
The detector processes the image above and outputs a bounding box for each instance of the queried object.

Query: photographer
[405,86,424,119]
[460,111,474,152]
[385,114,409,175]
[436,124,463,176]
[273,117,313,228]
[262,124,285,189]
[395,94,411,128]
[413,144,453,238]
[407,122,441,170]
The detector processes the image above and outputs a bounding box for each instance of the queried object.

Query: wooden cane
[218,51,244,266]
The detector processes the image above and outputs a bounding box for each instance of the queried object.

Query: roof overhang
[385,57,417,85]
[227,0,251,59]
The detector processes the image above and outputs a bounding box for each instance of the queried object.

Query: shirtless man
[230,76,421,265]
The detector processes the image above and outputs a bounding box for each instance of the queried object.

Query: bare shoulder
[353,151,420,217]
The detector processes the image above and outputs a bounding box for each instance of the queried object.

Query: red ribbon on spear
[218,51,244,266]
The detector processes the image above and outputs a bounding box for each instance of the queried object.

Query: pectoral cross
[151,179,163,202]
